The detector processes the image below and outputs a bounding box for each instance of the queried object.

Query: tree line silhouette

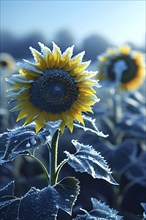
[0,29,145,62]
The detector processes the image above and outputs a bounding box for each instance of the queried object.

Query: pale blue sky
[1,0,146,47]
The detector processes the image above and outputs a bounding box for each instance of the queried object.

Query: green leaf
[65,140,118,185]
[55,177,80,215]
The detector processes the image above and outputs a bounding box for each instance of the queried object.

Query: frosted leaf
[0,181,20,220]
[0,181,15,205]
[19,186,59,220]
[0,199,21,220]
[0,179,79,219]
[55,177,80,215]
[65,140,118,185]
[0,182,60,220]
[141,203,146,218]
[0,123,50,164]
[74,198,123,220]
[74,115,108,138]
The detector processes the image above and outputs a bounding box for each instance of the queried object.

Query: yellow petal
[77,80,96,87]
[15,89,30,100]
[73,101,93,113]
[98,56,107,62]
[47,113,61,121]
[24,114,37,126]
[107,49,115,55]
[24,107,40,125]
[16,100,40,122]
[59,120,66,133]
[17,110,27,121]
[46,51,54,68]
[29,47,47,70]
[133,52,144,66]
[52,42,61,66]
[36,121,44,133]
[58,46,74,68]
[19,68,41,78]
[69,108,84,125]
[10,103,22,112]
[61,113,74,132]
[79,87,96,97]
[35,111,47,133]
[38,43,54,69]
[13,82,32,89]
[75,71,97,81]
[66,120,74,132]
[64,52,85,71]
[78,96,96,106]
[70,61,90,75]
[118,45,130,55]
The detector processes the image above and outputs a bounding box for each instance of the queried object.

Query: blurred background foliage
[0,29,145,62]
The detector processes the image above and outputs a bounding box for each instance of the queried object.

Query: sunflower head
[7,42,99,133]
[97,45,145,91]
[0,53,16,79]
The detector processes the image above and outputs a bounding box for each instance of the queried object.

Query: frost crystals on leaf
[0,123,50,165]
[65,140,118,185]
[74,197,123,220]
[54,177,80,215]
[74,115,108,138]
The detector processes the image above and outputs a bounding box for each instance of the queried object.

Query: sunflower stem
[55,158,68,183]
[111,88,122,125]
[49,129,60,186]
[110,88,124,145]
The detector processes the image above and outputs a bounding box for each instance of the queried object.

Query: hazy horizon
[1,0,145,48]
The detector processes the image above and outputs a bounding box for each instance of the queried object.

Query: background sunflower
[97,45,145,91]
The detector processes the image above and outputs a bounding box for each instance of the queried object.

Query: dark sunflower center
[107,55,138,83]
[0,61,8,67]
[30,68,79,114]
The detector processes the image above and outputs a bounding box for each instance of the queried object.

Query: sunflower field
[0,1,146,220]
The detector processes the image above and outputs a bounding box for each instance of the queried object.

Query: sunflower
[0,53,16,110]
[0,53,16,72]
[7,42,98,133]
[97,45,145,90]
